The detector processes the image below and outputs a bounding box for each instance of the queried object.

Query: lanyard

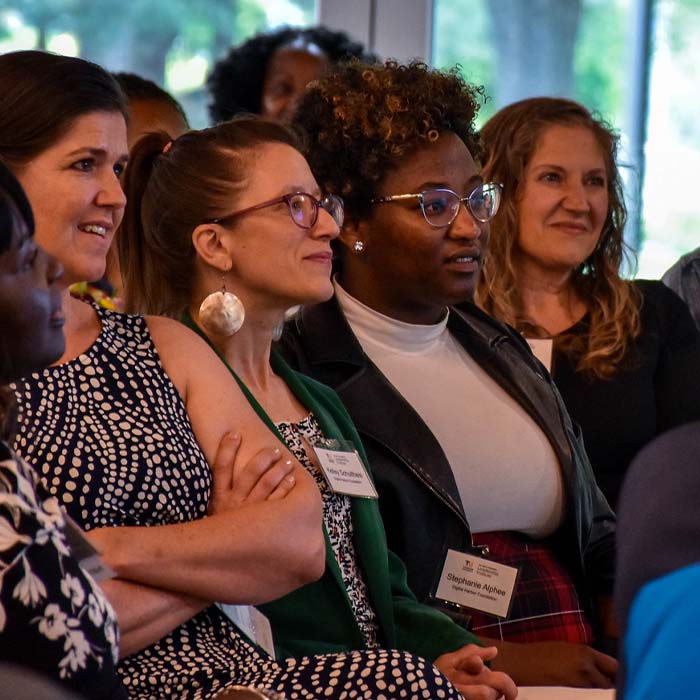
[181,312,347,448]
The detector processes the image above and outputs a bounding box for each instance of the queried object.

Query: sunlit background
[1,0,698,279]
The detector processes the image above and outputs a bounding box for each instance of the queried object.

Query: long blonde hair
[476,97,641,379]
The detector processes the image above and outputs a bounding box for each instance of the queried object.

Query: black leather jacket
[278,297,616,617]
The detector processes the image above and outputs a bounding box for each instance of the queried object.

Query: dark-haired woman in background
[113,71,189,149]
[282,60,618,688]
[0,161,125,699]
[477,97,700,510]
[207,26,375,124]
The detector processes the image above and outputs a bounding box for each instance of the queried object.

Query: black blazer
[278,297,616,618]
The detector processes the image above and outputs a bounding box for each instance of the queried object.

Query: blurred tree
[0,0,76,48]
[0,0,294,84]
[664,0,700,143]
[432,0,495,121]
[487,0,581,107]
[574,0,625,123]
[434,0,586,120]
[70,0,238,83]
[231,0,268,43]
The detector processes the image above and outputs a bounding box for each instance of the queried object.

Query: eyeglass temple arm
[373,194,422,204]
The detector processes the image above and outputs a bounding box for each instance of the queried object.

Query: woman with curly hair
[207,25,374,124]
[476,97,700,510]
[281,60,619,688]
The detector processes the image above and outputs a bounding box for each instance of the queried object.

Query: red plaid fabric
[466,531,594,644]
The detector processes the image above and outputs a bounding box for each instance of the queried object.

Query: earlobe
[339,218,370,256]
[192,223,232,272]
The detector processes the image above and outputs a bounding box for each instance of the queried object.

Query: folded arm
[90,317,324,604]
[100,578,208,658]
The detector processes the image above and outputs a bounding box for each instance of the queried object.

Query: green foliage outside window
[0,0,316,127]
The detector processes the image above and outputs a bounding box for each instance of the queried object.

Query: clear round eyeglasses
[208,192,345,230]
[372,182,502,227]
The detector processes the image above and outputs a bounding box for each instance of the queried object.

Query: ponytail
[119,131,186,316]
[119,116,301,318]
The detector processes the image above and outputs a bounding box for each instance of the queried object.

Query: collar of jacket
[287,296,580,546]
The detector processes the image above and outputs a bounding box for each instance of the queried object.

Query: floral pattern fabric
[0,441,124,699]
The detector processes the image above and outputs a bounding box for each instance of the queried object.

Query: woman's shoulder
[143,313,209,350]
[274,352,364,440]
[144,313,233,367]
[633,277,693,317]
[142,314,231,399]
[633,278,684,304]
[275,351,349,412]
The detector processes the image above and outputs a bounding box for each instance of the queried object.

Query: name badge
[218,604,276,659]
[63,514,116,582]
[435,548,519,619]
[312,439,378,499]
[527,338,553,372]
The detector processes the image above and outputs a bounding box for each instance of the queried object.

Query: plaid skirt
[467,531,594,644]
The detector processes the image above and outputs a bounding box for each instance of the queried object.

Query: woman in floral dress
[0,161,125,698]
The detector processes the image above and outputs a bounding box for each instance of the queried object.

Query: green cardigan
[183,315,479,661]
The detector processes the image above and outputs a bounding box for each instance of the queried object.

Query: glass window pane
[433,0,684,279]
[433,0,633,127]
[638,0,700,278]
[0,0,318,128]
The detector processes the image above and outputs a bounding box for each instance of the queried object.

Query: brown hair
[0,50,127,171]
[120,116,300,317]
[476,97,641,378]
[292,59,484,226]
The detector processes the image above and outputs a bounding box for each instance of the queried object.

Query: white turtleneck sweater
[334,280,564,537]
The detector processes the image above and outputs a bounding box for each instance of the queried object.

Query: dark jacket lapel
[287,297,468,527]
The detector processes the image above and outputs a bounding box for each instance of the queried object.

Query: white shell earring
[199,283,245,336]
[353,240,365,253]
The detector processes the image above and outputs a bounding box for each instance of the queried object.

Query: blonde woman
[477,96,700,509]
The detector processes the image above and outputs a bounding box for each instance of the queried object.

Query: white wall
[319,0,432,63]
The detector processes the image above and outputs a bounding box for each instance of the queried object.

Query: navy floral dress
[0,441,125,699]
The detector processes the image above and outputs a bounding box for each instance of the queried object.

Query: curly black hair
[292,60,485,223]
[0,159,33,255]
[0,160,34,439]
[207,25,375,123]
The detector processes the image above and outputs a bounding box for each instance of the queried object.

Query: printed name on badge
[313,441,378,499]
[435,548,519,619]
